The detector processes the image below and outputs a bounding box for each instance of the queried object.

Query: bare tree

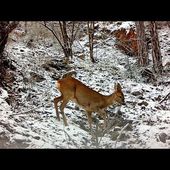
[0,21,19,54]
[135,21,148,66]
[149,21,163,74]
[0,21,18,87]
[42,21,80,63]
[87,21,95,63]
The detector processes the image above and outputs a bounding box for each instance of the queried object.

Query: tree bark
[135,21,148,66]
[0,21,18,54]
[149,21,163,74]
[0,21,18,87]
[88,21,95,63]
[59,21,72,62]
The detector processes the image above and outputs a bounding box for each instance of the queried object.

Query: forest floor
[0,22,170,148]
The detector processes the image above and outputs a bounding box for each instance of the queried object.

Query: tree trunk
[0,22,9,54]
[60,21,73,62]
[135,21,148,66]
[0,21,19,54]
[0,21,18,87]
[149,21,163,74]
[88,21,95,63]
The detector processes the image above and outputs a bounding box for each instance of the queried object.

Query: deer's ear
[114,83,117,90]
[114,83,122,91]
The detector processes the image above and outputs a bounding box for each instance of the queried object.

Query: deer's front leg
[98,109,107,129]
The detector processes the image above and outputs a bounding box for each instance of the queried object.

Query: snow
[0,21,170,148]
[0,88,8,99]
[95,21,135,34]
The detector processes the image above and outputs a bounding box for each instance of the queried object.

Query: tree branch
[41,22,64,50]
[159,92,170,104]
[114,123,129,148]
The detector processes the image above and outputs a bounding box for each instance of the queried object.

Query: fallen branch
[9,105,44,117]
[0,121,15,133]
[159,92,170,104]
[115,123,129,148]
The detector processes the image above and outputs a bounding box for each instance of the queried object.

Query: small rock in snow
[159,133,168,143]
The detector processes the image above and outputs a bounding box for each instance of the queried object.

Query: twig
[114,123,129,148]
[93,114,116,148]
[64,130,78,148]
[9,105,43,117]
[96,128,108,147]
[40,22,64,50]
[94,120,99,148]
[159,92,170,104]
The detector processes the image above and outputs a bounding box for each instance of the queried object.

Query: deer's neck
[103,92,116,107]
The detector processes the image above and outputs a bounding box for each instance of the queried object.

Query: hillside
[0,21,170,148]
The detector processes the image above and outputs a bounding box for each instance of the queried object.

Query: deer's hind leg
[54,96,63,121]
[60,98,69,126]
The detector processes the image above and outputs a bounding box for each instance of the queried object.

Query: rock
[51,74,60,80]
[141,106,146,110]
[132,91,143,96]
[14,138,27,143]
[138,101,149,106]
[20,49,25,52]
[126,101,137,106]
[26,39,34,48]
[138,96,145,100]
[75,105,80,111]
[12,47,18,50]
[42,59,70,72]
[29,72,46,82]
[154,95,162,102]
[159,133,167,143]
[33,136,40,140]
[99,80,104,83]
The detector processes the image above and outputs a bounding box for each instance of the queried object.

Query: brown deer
[54,76,125,130]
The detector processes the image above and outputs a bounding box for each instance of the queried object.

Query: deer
[54,75,125,130]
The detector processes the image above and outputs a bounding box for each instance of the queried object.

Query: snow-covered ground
[0,21,170,148]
